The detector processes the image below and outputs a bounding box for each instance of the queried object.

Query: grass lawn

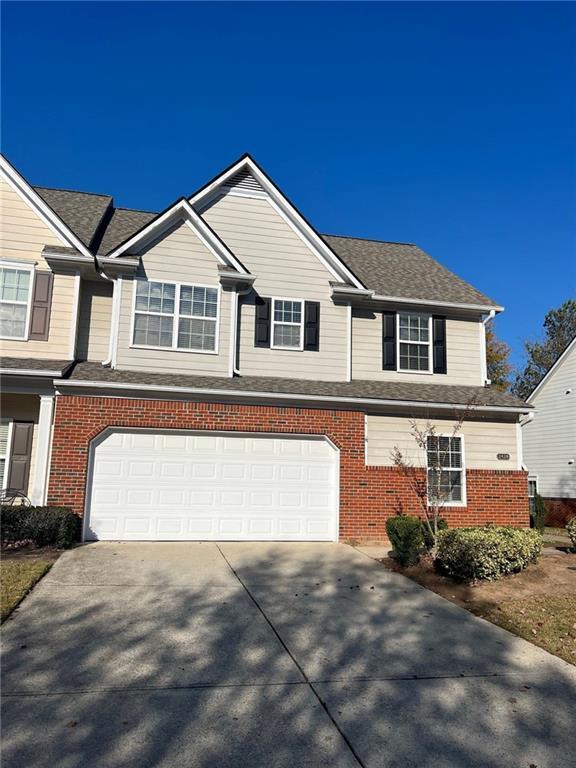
[475,595,576,665]
[1,550,60,622]
[382,550,576,665]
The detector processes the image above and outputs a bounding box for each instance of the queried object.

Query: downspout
[232,285,253,375]
[481,309,496,385]
[100,268,120,368]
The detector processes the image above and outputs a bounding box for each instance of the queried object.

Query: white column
[30,395,54,505]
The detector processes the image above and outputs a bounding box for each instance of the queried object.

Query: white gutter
[480,309,496,385]
[102,275,122,367]
[2,368,66,377]
[54,378,531,414]
[371,294,504,313]
[232,285,253,375]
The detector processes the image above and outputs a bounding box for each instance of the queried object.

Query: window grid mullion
[173,283,181,349]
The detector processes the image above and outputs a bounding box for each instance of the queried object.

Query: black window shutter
[432,315,447,374]
[7,422,33,495]
[254,296,271,347]
[29,272,54,341]
[382,312,396,370]
[304,301,320,351]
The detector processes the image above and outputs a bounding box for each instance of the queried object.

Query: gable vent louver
[224,168,265,194]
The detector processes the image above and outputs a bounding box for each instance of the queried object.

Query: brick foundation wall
[543,498,576,528]
[48,395,529,541]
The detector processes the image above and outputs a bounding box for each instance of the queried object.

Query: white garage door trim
[83,428,340,542]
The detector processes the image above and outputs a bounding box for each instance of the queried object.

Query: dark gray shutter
[432,316,447,374]
[254,296,271,347]
[382,312,396,370]
[28,272,54,341]
[7,422,33,495]
[304,301,320,351]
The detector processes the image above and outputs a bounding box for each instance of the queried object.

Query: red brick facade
[48,394,529,541]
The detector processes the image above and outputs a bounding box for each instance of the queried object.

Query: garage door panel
[86,430,338,541]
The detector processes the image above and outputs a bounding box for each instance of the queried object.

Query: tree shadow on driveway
[1,541,575,767]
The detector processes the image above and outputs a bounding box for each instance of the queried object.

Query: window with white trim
[427,435,464,504]
[0,421,10,489]
[272,298,303,349]
[0,266,33,339]
[398,312,431,372]
[132,280,219,352]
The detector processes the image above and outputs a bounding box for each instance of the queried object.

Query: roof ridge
[114,205,158,215]
[33,185,112,199]
[322,233,417,246]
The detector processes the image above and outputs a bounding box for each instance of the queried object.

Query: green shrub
[1,505,79,549]
[386,515,424,566]
[530,493,547,533]
[566,518,576,550]
[421,518,448,550]
[435,526,542,582]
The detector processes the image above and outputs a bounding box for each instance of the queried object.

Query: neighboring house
[522,336,576,526]
[0,153,531,542]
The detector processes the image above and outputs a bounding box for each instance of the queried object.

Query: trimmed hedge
[386,515,424,566]
[421,518,448,550]
[567,518,576,550]
[530,493,547,533]
[436,526,542,582]
[1,505,79,549]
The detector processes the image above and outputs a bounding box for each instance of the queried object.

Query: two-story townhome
[0,153,531,542]
[522,336,576,526]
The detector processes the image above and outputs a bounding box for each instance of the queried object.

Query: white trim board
[190,155,365,290]
[105,197,248,275]
[54,378,532,414]
[527,335,576,403]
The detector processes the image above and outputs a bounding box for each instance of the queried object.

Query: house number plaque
[497,453,510,461]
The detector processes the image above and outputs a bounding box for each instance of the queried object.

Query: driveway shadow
[1,542,575,767]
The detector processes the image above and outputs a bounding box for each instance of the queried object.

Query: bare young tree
[391,399,478,555]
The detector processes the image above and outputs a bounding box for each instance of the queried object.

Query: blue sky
[2,1,575,370]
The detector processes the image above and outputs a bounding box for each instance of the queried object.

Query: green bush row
[1,505,79,549]
[435,526,542,582]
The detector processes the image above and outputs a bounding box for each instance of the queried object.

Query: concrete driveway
[2,542,575,767]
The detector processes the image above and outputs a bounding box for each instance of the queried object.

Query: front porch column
[30,395,54,505]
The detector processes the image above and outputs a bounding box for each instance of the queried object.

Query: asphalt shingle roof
[0,357,73,375]
[97,207,157,255]
[29,184,501,308]
[323,235,499,308]
[33,187,112,249]
[68,361,529,410]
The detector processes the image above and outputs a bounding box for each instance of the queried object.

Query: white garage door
[85,430,339,541]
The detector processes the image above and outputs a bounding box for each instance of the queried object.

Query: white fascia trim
[526,335,576,403]
[54,378,532,414]
[106,198,248,274]
[332,286,374,299]
[0,155,94,259]
[189,157,365,290]
[371,293,504,313]
[1,368,66,377]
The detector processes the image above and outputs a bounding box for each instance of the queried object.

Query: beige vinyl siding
[366,414,518,469]
[352,309,483,385]
[0,394,40,498]
[0,178,62,266]
[202,193,347,381]
[77,280,113,362]
[115,222,230,375]
[0,177,77,360]
[522,345,576,498]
